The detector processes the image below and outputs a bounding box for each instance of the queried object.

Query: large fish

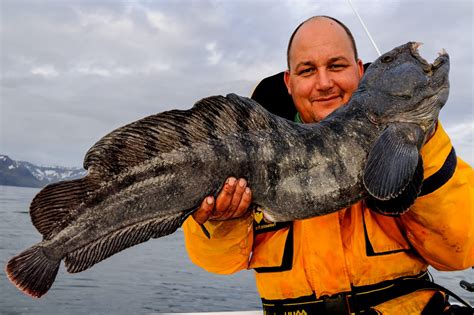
[6,42,449,298]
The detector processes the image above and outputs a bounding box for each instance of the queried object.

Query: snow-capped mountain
[0,155,86,188]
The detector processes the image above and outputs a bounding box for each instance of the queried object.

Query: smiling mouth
[313,95,340,102]
[410,42,449,74]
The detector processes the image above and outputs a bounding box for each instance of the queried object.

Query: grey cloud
[1,0,472,166]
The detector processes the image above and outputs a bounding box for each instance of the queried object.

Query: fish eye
[381,55,393,63]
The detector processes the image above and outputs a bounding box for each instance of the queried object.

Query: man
[183,16,474,314]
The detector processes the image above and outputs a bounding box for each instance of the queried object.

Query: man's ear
[357,59,364,78]
[283,70,292,95]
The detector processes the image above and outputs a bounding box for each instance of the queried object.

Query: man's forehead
[294,37,348,51]
[289,19,355,62]
[291,37,354,62]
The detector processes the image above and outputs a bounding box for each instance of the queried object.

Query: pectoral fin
[366,155,423,215]
[363,123,424,203]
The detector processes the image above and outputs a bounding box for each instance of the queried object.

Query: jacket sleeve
[399,122,474,270]
[182,213,254,274]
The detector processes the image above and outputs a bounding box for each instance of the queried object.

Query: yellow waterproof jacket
[183,123,474,314]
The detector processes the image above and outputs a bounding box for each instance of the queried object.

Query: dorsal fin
[30,176,101,238]
[31,94,282,240]
[83,94,280,177]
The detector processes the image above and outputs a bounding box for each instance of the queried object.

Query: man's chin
[311,103,343,121]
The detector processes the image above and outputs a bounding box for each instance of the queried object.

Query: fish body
[6,42,450,297]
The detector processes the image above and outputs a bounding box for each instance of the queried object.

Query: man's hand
[192,177,253,224]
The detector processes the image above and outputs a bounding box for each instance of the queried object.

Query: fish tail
[5,245,60,298]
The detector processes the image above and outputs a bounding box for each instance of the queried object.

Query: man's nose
[315,70,333,90]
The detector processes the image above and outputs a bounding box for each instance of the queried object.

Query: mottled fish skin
[43,105,371,261]
[5,42,450,298]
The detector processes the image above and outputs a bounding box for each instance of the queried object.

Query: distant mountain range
[0,155,87,188]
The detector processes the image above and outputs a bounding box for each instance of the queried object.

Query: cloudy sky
[1,0,473,167]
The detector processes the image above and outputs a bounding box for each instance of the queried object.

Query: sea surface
[0,185,472,314]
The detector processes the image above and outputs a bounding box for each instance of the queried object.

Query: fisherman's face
[284,17,364,123]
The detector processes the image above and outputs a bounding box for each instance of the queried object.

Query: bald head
[286,16,358,69]
[283,15,364,123]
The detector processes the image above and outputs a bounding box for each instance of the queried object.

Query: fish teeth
[413,42,423,51]
[432,49,448,68]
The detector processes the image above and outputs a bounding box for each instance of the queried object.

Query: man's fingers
[213,177,237,217]
[233,187,253,218]
[220,178,248,220]
[231,178,248,210]
[192,196,214,225]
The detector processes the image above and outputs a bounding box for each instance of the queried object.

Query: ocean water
[0,185,472,314]
[0,185,260,314]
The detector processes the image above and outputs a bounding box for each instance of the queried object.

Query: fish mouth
[410,42,449,74]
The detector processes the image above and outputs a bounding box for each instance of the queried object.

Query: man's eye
[329,64,346,70]
[298,68,313,75]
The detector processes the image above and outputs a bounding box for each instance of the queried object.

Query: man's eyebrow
[294,61,315,70]
[293,56,351,71]
[328,56,350,63]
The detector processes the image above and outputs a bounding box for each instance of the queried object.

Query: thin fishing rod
[347,0,381,56]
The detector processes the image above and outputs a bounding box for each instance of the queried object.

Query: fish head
[357,42,449,133]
